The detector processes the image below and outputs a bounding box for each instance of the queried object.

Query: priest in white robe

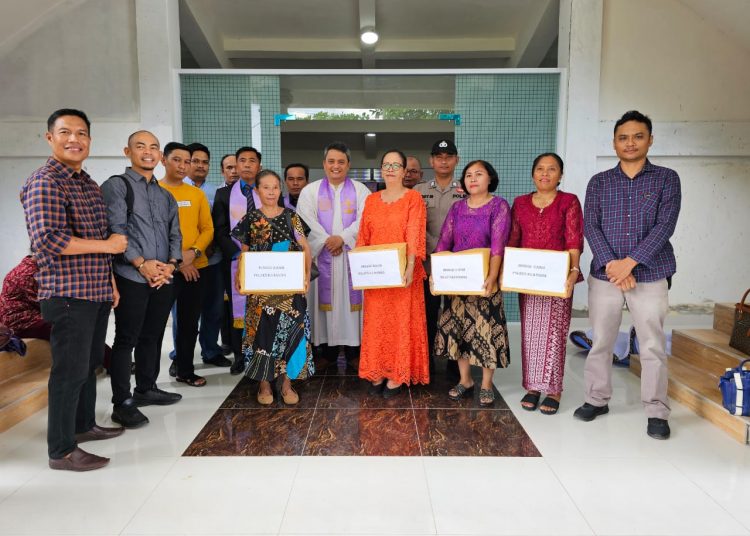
[296,142,371,369]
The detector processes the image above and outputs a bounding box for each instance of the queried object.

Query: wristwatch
[190,247,202,258]
[170,259,182,272]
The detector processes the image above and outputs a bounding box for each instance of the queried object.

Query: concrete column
[134,0,181,144]
[558,0,603,309]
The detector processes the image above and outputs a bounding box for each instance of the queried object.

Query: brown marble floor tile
[414,409,540,457]
[183,408,314,456]
[221,376,323,409]
[411,373,509,410]
[318,376,413,409]
[304,409,421,456]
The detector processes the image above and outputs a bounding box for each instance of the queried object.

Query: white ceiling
[179,0,561,69]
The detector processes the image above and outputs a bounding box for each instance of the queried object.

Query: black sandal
[479,388,495,407]
[539,396,560,415]
[520,392,541,411]
[448,382,475,401]
[176,373,207,387]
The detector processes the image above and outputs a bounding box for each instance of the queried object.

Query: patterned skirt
[242,293,314,382]
[519,293,573,393]
[434,290,510,369]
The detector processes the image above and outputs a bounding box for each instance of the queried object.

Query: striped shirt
[21,158,113,302]
[584,160,681,283]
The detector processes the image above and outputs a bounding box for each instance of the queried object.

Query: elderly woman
[357,149,429,398]
[232,170,314,405]
[508,152,583,415]
[432,160,511,407]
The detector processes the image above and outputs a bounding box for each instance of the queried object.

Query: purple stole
[228,181,260,328]
[283,195,295,210]
[317,178,362,312]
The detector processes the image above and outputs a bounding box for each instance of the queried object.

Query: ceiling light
[360,28,379,45]
[366,132,376,137]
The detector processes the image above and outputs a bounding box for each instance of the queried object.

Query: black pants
[111,275,175,405]
[221,260,243,360]
[40,297,111,459]
[174,269,207,377]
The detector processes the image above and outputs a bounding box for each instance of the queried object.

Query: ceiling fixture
[360,27,379,45]
[366,132,376,137]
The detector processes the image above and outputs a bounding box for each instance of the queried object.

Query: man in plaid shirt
[574,110,681,440]
[21,109,128,471]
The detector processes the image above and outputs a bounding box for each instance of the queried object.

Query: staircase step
[671,329,748,376]
[713,303,735,336]
[630,354,750,444]
[0,366,49,433]
[0,339,51,381]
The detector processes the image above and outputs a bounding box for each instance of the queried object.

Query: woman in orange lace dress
[357,149,429,398]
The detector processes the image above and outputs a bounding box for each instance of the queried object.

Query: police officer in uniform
[414,139,464,379]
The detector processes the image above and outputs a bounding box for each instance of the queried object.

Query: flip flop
[521,392,541,411]
[539,396,560,415]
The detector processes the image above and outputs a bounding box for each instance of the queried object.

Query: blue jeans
[171,263,224,361]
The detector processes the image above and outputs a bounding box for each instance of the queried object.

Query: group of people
[13,106,680,471]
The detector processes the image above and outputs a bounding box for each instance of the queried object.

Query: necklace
[532,192,557,214]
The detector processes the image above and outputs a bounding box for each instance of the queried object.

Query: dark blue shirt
[584,160,681,283]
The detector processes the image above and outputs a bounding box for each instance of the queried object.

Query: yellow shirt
[159,181,214,269]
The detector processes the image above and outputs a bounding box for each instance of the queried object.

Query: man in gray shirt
[101,130,183,428]
[414,139,464,378]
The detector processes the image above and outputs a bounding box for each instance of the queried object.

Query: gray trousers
[584,276,670,419]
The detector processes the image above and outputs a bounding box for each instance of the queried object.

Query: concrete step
[0,339,51,381]
[713,303,735,337]
[630,353,750,444]
[671,329,749,376]
[0,365,49,433]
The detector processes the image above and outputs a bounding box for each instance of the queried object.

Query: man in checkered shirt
[21,109,128,471]
[574,110,681,441]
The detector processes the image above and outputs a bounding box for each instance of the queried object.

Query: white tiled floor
[1,313,748,536]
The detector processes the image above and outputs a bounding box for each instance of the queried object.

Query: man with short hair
[297,142,371,370]
[217,154,239,352]
[404,155,424,188]
[575,110,681,441]
[220,154,239,187]
[102,131,183,428]
[212,146,268,374]
[160,142,214,387]
[174,143,232,368]
[21,108,127,471]
[414,140,464,377]
[284,162,309,209]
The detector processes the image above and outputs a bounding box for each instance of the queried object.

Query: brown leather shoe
[75,424,125,444]
[49,447,109,472]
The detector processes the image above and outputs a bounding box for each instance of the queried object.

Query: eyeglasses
[381,162,404,171]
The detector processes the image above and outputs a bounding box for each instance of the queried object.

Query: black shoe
[203,355,232,367]
[230,358,245,375]
[573,402,609,422]
[367,381,385,395]
[647,418,671,440]
[133,387,182,406]
[112,399,149,428]
[382,383,403,399]
[169,361,176,377]
[221,344,232,356]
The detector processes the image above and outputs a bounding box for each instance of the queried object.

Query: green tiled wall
[455,73,560,321]
[180,74,281,185]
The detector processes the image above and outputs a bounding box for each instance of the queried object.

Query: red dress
[507,191,584,394]
[357,189,429,385]
[0,256,43,335]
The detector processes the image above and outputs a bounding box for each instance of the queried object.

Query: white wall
[0,0,180,279]
[564,0,750,309]
[598,0,750,307]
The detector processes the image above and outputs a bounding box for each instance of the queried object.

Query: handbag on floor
[729,289,750,356]
[719,358,750,416]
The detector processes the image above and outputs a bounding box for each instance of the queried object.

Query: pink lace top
[434,196,511,256]
[508,191,584,282]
